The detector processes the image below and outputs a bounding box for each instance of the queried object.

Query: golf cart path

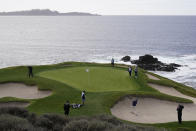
[111,83,196,123]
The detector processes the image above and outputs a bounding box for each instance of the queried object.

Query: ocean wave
[148,54,196,89]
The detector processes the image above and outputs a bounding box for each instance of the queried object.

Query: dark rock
[131,54,181,72]
[169,63,181,67]
[121,56,131,62]
[139,54,158,64]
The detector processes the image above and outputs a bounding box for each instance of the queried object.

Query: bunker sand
[0,83,52,108]
[0,83,51,99]
[146,73,160,80]
[111,83,196,123]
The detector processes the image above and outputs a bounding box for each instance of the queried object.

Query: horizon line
[0,9,196,16]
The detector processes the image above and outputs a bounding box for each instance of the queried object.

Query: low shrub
[87,120,112,131]
[0,107,29,118]
[176,127,191,131]
[0,107,168,131]
[63,119,89,131]
[35,114,69,131]
[93,114,122,125]
[0,114,33,131]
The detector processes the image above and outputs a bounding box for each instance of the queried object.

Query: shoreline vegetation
[0,62,196,130]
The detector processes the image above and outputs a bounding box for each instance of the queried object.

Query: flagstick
[86,68,90,89]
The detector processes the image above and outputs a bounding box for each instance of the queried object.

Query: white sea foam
[150,55,196,89]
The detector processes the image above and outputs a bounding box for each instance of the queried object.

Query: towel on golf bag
[72,103,82,109]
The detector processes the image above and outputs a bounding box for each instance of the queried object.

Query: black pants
[29,72,33,78]
[129,72,132,76]
[64,110,69,115]
[178,113,182,123]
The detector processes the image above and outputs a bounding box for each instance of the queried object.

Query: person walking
[111,58,114,67]
[128,66,132,77]
[177,104,184,124]
[64,100,71,116]
[28,66,33,78]
[81,91,86,105]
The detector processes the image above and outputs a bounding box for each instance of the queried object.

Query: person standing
[128,66,132,77]
[177,104,184,124]
[81,91,86,105]
[28,66,33,78]
[134,66,138,78]
[64,101,71,116]
[111,58,114,67]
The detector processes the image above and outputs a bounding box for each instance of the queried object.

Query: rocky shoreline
[121,54,181,72]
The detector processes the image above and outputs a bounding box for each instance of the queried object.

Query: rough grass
[154,121,196,131]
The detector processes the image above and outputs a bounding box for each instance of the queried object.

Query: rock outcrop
[121,56,131,62]
[130,54,181,72]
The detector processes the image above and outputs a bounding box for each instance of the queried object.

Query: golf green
[39,67,141,92]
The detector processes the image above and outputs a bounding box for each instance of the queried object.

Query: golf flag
[86,68,89,72]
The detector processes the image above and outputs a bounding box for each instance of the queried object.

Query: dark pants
[29,72,33,78]
[178,113,182,123]
[64,110,69,115]
[135,72,138,77]
[129,72,132,77]
[82,98,85,105]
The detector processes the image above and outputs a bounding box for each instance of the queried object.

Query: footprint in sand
[130,111,138,116]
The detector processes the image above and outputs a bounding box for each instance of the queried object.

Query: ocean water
[0,16,196,89]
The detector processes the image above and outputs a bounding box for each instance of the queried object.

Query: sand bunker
[146,73,160,80]
[148,83,196,103]
[111,83,196,123]
[0,83,52,99]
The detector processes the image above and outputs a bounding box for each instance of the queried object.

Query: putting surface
[39,67,141,92]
